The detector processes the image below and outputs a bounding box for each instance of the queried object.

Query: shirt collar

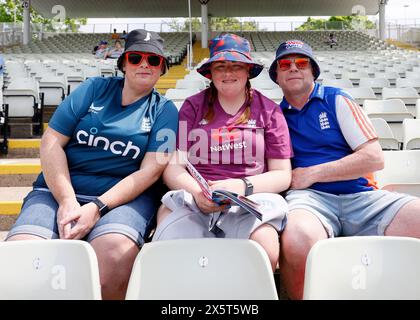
[280,82,324,112]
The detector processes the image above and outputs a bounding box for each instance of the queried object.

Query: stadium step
[0,158,41,187]
[192,41,210,64]
[0,186,32,230]
[1,138,41,158]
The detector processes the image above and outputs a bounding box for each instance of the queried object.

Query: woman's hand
[208,178,245,196]
[59,202,101,240]
[192,190,227,214]
[57,198,81,239]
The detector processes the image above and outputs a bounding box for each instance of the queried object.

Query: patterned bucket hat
[197,33,264,79]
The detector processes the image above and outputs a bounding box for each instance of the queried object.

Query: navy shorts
[7,183,167,246]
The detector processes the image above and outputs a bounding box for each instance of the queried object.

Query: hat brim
[269,50,320,83]
[197,50,263,80]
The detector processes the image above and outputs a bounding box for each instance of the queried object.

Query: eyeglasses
[125,52,163,68]
[277,57,310,71]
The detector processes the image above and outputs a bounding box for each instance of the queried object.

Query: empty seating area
[243,30,391,52]
[2,32,191,66]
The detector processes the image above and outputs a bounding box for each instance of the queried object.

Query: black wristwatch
[92,198,109,217]
[241,178,254,196]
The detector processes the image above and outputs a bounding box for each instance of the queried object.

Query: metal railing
[2,19,420,48]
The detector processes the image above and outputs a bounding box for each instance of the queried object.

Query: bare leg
[90,233,139,300]
[385,199,420,237]
[279,209,328,300]
[250,224,279,272]
[156,204,172,225]
[6,234,45,241]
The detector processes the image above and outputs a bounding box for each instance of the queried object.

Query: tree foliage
[297,15,376,31]
[0,0,86,32]
[167,17,259,32]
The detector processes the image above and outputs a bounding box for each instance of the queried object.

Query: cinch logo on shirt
[198,118,208,125]
[76,129,141,159]
[319,112,330,130]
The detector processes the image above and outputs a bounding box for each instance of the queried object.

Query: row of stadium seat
[2,235,420,300]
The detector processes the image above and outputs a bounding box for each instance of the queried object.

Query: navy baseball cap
[269,40,320,83]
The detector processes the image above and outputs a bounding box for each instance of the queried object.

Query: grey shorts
[152,190,288,241]
[285,188,417,237]
[6,185,164,246]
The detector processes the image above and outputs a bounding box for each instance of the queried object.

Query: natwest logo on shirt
[76,128,141,159]
[211,127,241,142]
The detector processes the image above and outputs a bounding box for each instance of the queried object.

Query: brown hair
[204,79,253,125]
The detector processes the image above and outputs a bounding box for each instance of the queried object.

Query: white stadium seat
[359,77,390,95]
[175,79,207,90]
[250,78,278,90]
[364,99,414,142]
[0,240,101,300]
[382,87,419,108]
[370,118,399,150]
[375,150,420,197]
[304,236,420,300]
[164,88,200,102]
[126,239,278,300]
[402,119,420,150]
[322,78,353,89]
[342,87,376,105]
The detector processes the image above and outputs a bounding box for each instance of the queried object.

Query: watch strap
[92,198,109,216]
[241,178,254,196]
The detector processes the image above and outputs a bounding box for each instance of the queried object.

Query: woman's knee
[6,234,45,241]
[91,233,139,271]
[156,204,172,225]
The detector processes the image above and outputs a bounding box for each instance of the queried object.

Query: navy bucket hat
[197,33,264,79]
[117,29,169,75]
[269,40,320,83]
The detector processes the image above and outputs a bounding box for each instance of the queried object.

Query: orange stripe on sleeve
[342,97,375,140]
[349,99,377,138]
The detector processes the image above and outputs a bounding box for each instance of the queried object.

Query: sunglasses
[125,52,163,68]
[278,57,311,71]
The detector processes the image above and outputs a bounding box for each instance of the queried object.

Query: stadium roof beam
[30,0,382,18]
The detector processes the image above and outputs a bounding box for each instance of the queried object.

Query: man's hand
[291,166,318,190]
